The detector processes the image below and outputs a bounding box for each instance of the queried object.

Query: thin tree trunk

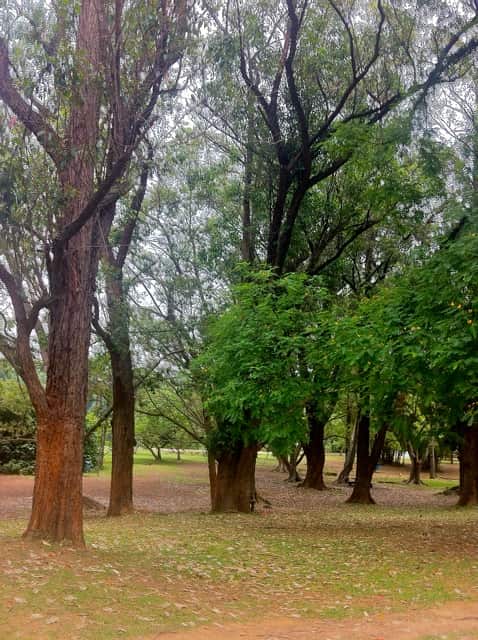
[457,427,478,506]
[241,94,255,263]
[336,411,359,485]
[428,442,437,479]
[97,419,108,470]
[107,349,135,516]
[212,443,258,513]
[208,450,217,508]
[96,154,150,517]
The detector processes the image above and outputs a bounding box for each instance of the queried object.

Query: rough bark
[212,443,258,513]
[301,403,326,490]
[0,1,188,545]
[457,426,478,506]
[22,0,103,545]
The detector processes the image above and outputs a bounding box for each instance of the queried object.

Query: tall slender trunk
[97,419,108,470]
[428,441,437,479]
[301,402,326,490]
[96,156,150,516]
[347,413,388,505]
[457,426,478,506]
[336,409,359,485]
[241,94,255,263]
[208,449,217,508]
[107,347,135,516]
[212,442,258,513]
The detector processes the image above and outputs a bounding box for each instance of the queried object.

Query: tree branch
[0,37,63,167]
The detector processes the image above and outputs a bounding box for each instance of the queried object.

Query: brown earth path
[152,600,478,640]
[1,459,467,640]
[0,459,460,519]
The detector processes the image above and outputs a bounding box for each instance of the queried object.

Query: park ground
[1,453,478,639]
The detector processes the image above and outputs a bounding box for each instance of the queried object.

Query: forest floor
[1,453,478,639]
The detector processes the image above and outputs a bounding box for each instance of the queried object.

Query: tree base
[300,479,327,491]
[346,485,376,504]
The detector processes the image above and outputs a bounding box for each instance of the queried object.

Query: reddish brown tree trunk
[0,0,187,546]
[22,0,102,546]
[212,443,258,513]
[302,404,326,490]
[457,427,478,506]
[25,415,84,543]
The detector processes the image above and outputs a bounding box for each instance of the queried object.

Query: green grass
[2,504,478,639]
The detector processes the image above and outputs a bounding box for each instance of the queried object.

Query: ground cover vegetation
[1,0,478,636]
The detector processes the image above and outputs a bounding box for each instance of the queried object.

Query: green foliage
[195,271,329,452]
[0,374,36,474]
[136,383,205,459]
[323,227,478,441]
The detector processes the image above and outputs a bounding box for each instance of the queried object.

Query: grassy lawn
[1,482,478,639]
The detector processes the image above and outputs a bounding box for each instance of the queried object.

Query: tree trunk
[241,93,255,263]
[347,414,388,505]
[457,426,478,506]
[407,454,423,484]
[97,419,108,470]
[107,349,135,516]
[212,443,258,513]
[284,454,302,482]
[302,403,326,490]
[20,0,103,547]
[207,450,217,508]
[274,456,288,472]
[336,412,358,485]
[98,153,151,517]
[429,443,437,479]
[25,415,84,544]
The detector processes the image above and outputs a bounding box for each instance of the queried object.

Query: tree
[196,272,317,512]
[92,149,151,516]
[198,0,478,508]
[0,1,189,544]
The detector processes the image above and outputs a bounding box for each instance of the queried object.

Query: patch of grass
[2,503,478,639]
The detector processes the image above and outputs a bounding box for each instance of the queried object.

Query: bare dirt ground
[2,458,476,640]
[0,457,461,519]
[155,600,478,640]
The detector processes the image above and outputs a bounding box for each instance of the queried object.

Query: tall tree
[92,147,151,516]
[0,0,189,544]
[199,0,478,509]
